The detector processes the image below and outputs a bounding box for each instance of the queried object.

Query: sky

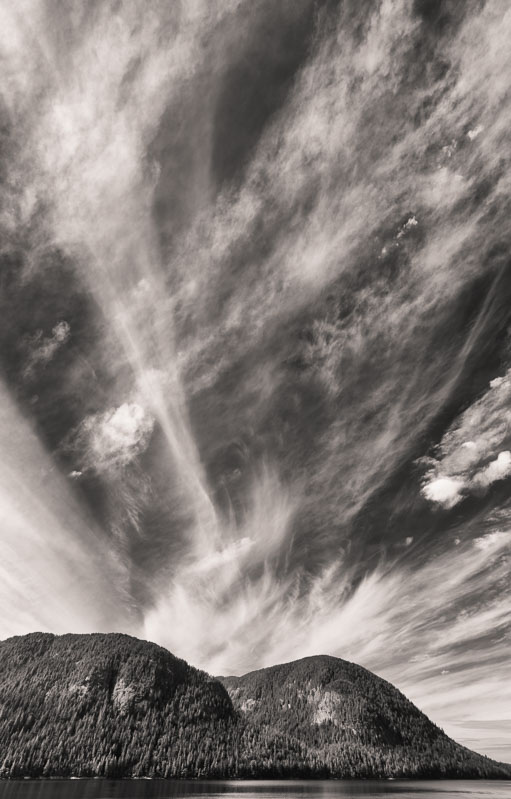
[0,0,510,762]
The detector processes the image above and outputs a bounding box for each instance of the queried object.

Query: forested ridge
[0,633,509,779]
[221,656,511,778]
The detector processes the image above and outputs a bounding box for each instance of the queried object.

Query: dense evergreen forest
[0,633,509,779]
[221,656,511,778]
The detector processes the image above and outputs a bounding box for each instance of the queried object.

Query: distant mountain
[0,633,509,779]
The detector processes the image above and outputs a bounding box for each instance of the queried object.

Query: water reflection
[0,781,509,799]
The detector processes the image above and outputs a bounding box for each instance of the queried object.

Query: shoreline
[2,776,511,782]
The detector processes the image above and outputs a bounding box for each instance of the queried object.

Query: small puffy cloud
[396,215,418,238]
[441,140,457,159]
[380,215,419,257]
[422,476,465,508]
[467,124,484,140]
[23,320,70,378]
[421,371,511,508]
[73,402,154,473]
[51,321,70,342]
[473,451,511,488]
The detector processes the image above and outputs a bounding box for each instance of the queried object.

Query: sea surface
[0,781,509,799]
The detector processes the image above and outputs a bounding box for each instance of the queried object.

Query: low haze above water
[0,781,510,799]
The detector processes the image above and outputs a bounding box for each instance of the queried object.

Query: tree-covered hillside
[0,633,235,778]
[221,655,511,778]
[0,633,509,779]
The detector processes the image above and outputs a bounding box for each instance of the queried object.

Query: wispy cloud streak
[0,0,510,760]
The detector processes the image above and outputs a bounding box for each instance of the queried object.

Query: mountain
[220,656,511,778]
[0,633,235,779]
[0,633,509,780]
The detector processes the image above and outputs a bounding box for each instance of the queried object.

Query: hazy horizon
[0,0,510,762]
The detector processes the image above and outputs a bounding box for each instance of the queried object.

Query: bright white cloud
[474,450,511,487]
[396,215,418,238]
[75,402,154,473]
[422,476,465,508]
[421,370,511,507]
[467,124,484,140]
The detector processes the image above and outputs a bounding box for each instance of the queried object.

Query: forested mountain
[0,633,235,779]
[0,633,509,779]
[221,656,511,778]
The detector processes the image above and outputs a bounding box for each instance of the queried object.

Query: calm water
[0,781,509,799]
